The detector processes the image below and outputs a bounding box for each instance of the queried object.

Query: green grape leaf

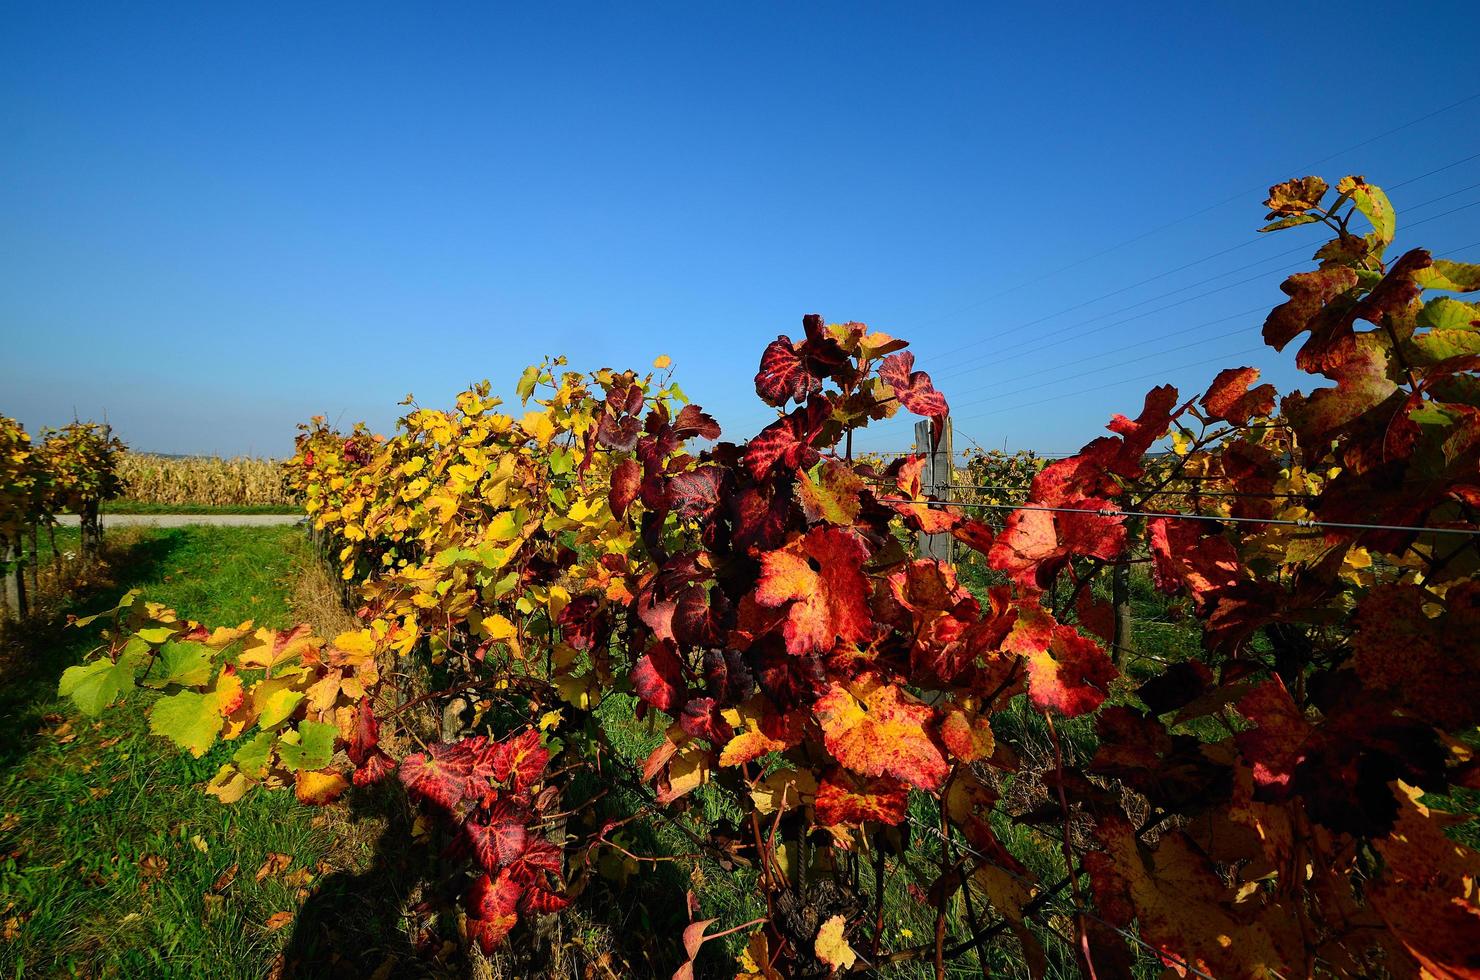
[1337,176,1394,244]
[516,365,540,404]
[142,642,216,689]
[148,690,225,758]
[276,720,337,772]
[58,658,136,717]
[232,730,278,778]
[1417,297,1480,331]
[1257,213,1321,233]
[1416,259,1480,293]
[257,687,305,730]
[70,589,141,628]
[135,626,178,645]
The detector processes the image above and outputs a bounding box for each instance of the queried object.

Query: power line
[935,193,1480,382]
[915,97,1480,346]
[954,348,1268,421]
[951,231,1480,409]
[950,326,1250,410]
[730,171,1480,438]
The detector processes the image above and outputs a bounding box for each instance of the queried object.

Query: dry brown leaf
[255,852,292,882]
[209,863,239,894]
[264,911,295,932]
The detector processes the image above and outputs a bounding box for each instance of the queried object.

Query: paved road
[55,513,303,528]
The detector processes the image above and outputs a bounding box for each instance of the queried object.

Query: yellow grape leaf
[815,915,857,971]
[750,768,818,815]
[205,764,255,804]
[521,410,556,447]
[653,354,672,369]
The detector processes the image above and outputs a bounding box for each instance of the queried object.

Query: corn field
[116,452,295,506]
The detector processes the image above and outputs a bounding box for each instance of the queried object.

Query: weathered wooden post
[1,536,17,622]
[1111,560,1134,664]
[914,417,954,563]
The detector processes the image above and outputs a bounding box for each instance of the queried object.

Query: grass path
[0,526,354,979]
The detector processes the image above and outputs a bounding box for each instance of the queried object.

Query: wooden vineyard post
[26,523,39,597]
[914,417,954,563]
[1,536,17,622]
[5,533,26,619]
[1111,559,1134,664]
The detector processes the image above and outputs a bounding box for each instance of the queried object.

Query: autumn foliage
[62,176,1480,978]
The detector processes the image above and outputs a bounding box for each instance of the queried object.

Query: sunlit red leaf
[465,801,529,873]
[1020,624,1116,717]
[632,642,686,714]
[1201,367,1277,425]
[609,457,641,517]
[400,742,475,812]
[814,768,909,826]
[877,351,948,443]
[744,401,828,478]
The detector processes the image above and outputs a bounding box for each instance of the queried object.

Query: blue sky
[3,2,1478,457]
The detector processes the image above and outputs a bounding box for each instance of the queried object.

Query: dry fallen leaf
[210,863,239,894]
[255,852,292,882]
[264,911,295,932]
[283,867,314,889]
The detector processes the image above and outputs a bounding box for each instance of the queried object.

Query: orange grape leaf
[263,911,294,932]
[754,527,871,655]
[814,769,908,827]
[813,679,947,791]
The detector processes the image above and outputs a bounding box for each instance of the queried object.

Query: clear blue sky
[3,2,1478,457]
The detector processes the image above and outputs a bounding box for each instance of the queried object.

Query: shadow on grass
[278,766,708,978]
[279,782,430,979]
[0,529,187,773]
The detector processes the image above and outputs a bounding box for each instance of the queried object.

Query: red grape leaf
[667,466,726,523]
[1352,582,1480,729]
[1263,266,1359,353]
[753,314,849,407]
[491,729,551,797]
[989,499,1126,592]
[672,404,721,441]
[400,741,475,812]
[1147,517,1241,604]
[466,870,522,952]
[744,400,828,478]
[1201,367,1277,425]
[632,642,686,714]
[1021,624,1116,717]
[877,351,949,444]
[609,457,641,517]
[465,801,529,872]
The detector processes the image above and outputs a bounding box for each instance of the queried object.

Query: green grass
[96,502,302,516]
[0,526,357,980]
